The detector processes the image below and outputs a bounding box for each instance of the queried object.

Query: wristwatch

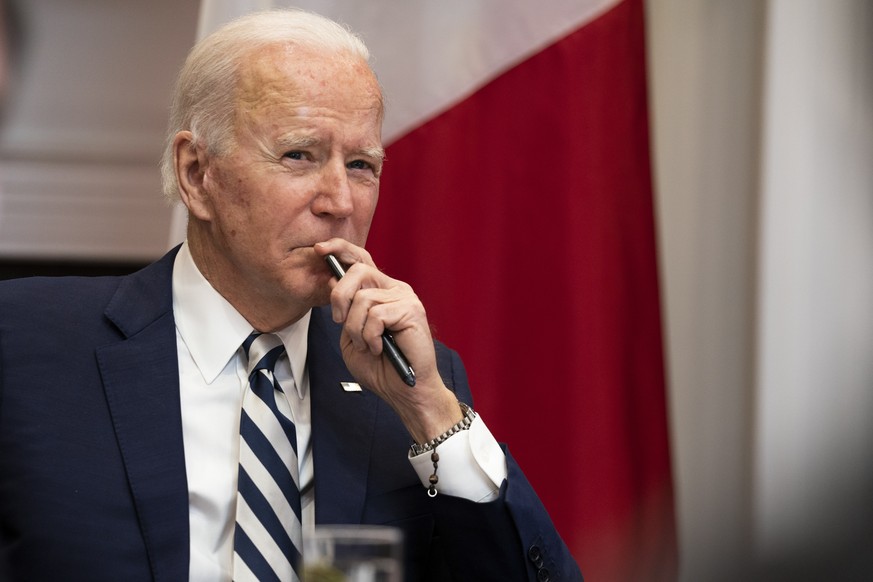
[410,401,477,456]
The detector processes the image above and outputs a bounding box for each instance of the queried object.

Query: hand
[313,239,463,443]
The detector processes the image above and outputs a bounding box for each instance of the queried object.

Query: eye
[346,159,373,171]
[284,151,305,160]
[347,158,383,177]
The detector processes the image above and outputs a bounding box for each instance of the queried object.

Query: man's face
[197,44,384,324]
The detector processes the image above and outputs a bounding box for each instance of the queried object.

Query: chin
[274,249,333,304]
[286,271,332,307]
[310,289,332,308]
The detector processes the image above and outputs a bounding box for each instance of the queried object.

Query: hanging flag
[193,1,676,578]
[364,2,676,579]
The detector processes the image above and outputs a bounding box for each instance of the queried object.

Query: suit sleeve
[432,343,584,581]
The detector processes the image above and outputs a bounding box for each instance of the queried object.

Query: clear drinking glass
[303,525,403,582]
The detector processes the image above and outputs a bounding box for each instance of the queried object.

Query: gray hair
[159,8,374,202]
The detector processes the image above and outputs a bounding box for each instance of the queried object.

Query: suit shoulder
[0,277,122,338]
[0,248,177,329]
[0,274,122,303]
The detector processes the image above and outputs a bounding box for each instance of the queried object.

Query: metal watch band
[410,402,476,457]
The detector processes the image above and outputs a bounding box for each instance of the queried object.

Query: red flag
[367,0,676,578]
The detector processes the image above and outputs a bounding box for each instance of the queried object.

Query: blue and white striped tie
[233,332,302,582]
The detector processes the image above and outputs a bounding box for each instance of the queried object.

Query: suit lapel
[93,255,383,575]
[308,307,380,524]
[96,248,190,582]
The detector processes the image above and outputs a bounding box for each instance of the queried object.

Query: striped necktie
[233,332,302,582]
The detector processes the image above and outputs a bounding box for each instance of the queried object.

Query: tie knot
[242,332,285,377]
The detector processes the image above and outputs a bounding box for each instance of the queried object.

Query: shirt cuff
[408,414,507,502]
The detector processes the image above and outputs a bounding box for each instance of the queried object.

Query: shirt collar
[172,241,311,397]
[273,310,310,400]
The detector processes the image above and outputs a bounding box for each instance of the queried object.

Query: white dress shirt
[172,242,507,581]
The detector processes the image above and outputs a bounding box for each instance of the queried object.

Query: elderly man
[0,9,581,582]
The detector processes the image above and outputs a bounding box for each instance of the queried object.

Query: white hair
[159,8,375,202]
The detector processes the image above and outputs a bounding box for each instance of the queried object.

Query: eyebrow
[359,146,386,164]
[276,135,320,150]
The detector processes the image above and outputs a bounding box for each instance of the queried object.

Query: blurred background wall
[648,1,873,578]
[0,0,195,263]
[0,0,870,579]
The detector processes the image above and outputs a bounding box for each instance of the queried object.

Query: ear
[174,131,213,221]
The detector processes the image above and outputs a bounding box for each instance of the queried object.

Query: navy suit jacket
[0,248,581,581]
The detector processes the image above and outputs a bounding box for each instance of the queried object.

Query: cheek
[219,174,253,211]
[208,187,265,245]
[230,174,256,209]
[212,170,277,233]
[356,185,379,215]
[352,191,379,244]
[361,190,379,223]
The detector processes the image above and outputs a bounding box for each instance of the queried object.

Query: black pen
[324,254,417,387]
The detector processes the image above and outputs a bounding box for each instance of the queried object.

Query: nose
[311,160,354,219]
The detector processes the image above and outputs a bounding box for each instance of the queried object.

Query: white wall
[0,0,199,259]
[649,0,873,578]
[755,0,873,570]
[646,0,764,576]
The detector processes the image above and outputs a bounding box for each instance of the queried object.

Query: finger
[362,288,425,352]
[342,286,390,351]
[361,300,418,355]
[328,264,371,324]
[329,262,401,323]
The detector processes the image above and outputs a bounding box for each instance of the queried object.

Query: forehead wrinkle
[234,54,309,130]
[237,43,382,111]
[232,44,385,157]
